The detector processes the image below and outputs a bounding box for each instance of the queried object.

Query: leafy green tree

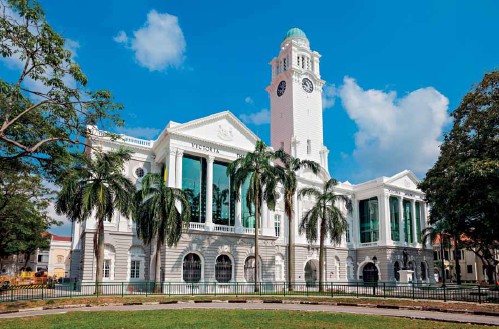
[134,167,191,290]
[275,149,319,290]
[299,178,350,292]
[55,148,135,286]
[0,159,59,264]
[227,141,285,291]
[0,0,123,177]
[419,70,499,284]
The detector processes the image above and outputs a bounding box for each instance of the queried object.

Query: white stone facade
[70,29,434,284]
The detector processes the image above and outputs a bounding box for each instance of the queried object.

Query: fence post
[331,283,334,297]
[443,284,446,302]
[356,281,359,298]
[306,283,309,296]
[283,282,286,297]
[412,283,415,300]
[146,281,148,297]
[42,285,44,300]
[259,282,262,296]
[383,282,386,299]
[214,282,216,297]
[478,285,481,304]
[10,288,14,302]
[235,282,238,297]
[96,282,99,298]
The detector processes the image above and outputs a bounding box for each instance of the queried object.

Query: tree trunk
[94,218,105,294]
[319,206,326,293]
[454,236,461,285]
[254,193,260,293]
[288,208,294,291]
[154,238,162,293]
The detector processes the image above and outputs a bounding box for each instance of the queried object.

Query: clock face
[277,80,286,97]
[302,78,314,93]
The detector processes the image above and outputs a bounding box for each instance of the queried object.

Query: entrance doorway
[362,262,379,284]
[304,260,318,287]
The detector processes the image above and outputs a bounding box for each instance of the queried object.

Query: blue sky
[1,1,498,234]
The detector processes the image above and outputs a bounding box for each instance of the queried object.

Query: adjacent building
[70,28,434,285]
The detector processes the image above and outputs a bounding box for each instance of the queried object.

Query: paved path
[1,302,498,326]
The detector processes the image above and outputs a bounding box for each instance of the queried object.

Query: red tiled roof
[51,234,72,242]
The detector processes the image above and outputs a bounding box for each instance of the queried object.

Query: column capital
[176,149,184,157]
[168,147,177,156]
[207,155,215,163]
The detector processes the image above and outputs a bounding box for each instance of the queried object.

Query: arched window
[346,257,354,280]
[103,244,115,280]
[394,261,400,281]
[420,262,427,281]
[215,255,232,283]
[334,256,340,280]
[129,246,145,281]
[362,262,379,283]
[244,257,256,282]
[304,260,319,286]
[183,253,202,283]
[275,254,285,281]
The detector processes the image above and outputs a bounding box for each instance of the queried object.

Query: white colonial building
[70,28,434,285]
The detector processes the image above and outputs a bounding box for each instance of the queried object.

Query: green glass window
[403,200,413,243]
[182,155,206,223]
[389,196,400,241]
[241,178,255,228]
[415,202,421,243]
[212,162,235,226]
[359,197,379,243]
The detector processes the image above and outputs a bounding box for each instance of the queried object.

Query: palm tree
[275,149,319,291]
[227,141,285,292]
[134,166,191,292]
[299,178,350,292]
[56,148,136,287]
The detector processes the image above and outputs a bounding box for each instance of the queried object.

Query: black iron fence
[1,281,498,304]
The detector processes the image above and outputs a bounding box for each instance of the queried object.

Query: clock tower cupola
[266,28,329,171]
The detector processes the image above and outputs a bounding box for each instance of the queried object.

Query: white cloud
[245,96,253,104]
[322,84,336,110]
[116,126,161,139]
[113,30,129,44]
[239,109,270,125]
[115,10,186,71]
[339,77,450,180]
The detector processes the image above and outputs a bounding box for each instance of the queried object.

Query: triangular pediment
[168,111,259,151]
[385,170,420,190]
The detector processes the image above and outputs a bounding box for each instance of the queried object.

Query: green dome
[284,27,308,40]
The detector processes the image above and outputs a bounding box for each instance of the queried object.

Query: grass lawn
[0,309,489,329]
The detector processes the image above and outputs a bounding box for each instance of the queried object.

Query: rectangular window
[403,200,413,243]
[415,202,421,243]
[433,251,438,260]
[103,260,110,278]
[130,260,140,279]
[346,223,350,243]
[212,161,234,226]
[389,196,400,241]
[467,265,473,274]
[38,255,42,262]
[182,155,207,223]
[359,197,379,243]
[274,214,281,237]
[307,140,311,155]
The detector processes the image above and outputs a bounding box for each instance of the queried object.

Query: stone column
[166,148,177,187]
[383,192,392,246]
[175,150,183,189]
[205,155,215,230]
[411,199,417,246]
[235,186,243,233]
[398,196,405,245]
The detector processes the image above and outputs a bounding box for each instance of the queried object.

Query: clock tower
[266,28,329,171]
